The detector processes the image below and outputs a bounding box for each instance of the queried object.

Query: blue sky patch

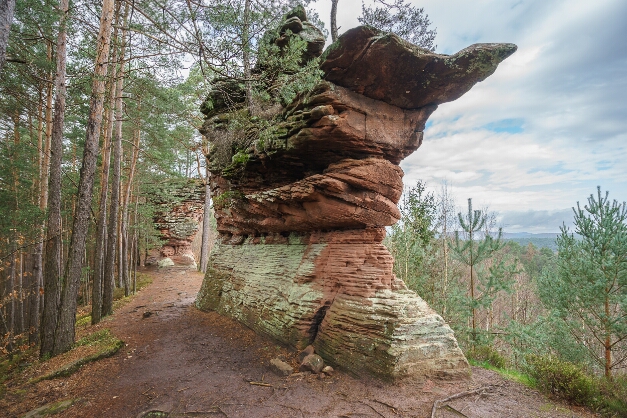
[483,118,525,134]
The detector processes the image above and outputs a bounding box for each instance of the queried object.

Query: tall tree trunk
[121,122,139,297]
[16,251,23,335]
[51,0,115,356]
[5,243,16,340]
[103,7,125,315]
[8,110,22,335]
[242,0,253,114]
[92,22,119,325]
[132,195,139,294]
[199,171,212,273]
[330,0,339,42]
[40,0,70,359]
[0,0,16,73]
[30,85,47,345]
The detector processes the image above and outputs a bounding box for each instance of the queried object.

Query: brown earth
[3,268,597,418]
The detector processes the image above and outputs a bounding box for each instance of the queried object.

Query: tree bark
[40,0,69,359]
[605,293,612,378]
[31,88,46,344]
[0,0,16,73]
[121,108,139,297]
[103,8,125,315]
[132,195,139,294]
[92,20,119,325]
[199,172,212,273]
[242,0,253,114]
[330,0,339,42]
[51,0,115,356]
[16,250,23,334]
[5,245,15,339]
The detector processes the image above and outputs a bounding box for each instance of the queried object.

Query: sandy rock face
[153,179,205,267]
[197,16,515,381]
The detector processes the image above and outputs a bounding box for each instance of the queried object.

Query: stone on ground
[270,358,294,376]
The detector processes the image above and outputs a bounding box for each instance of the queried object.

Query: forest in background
[385,181,627,413]
[0,0,626,415]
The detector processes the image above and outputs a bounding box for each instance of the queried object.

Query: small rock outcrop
[196,11,516,381]
[152,179,205,267]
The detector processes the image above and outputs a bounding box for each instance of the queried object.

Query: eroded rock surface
[197,12,515,381]
[321,26,517,109]
[153,179,205,267]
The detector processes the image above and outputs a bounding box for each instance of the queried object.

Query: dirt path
[7,268,596,418]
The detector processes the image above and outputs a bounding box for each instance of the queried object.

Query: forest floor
[1,267,599,418]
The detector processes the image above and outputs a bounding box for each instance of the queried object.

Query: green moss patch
[30,329,123,383]
[22,398,76,417]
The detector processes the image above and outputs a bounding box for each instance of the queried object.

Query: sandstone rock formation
[153,179,205,267]
[196,12,516,381]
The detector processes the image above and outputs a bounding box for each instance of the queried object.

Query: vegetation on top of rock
[201,6,324,177]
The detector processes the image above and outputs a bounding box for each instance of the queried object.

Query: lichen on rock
[197,8,516,381]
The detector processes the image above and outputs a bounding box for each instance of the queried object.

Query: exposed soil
[3,267,598,418]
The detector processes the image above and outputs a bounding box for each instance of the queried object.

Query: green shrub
[526,354,598,405]
[597,375,627,417]
[467,345,507,369]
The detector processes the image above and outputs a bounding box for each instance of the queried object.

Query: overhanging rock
[196,15,516,381]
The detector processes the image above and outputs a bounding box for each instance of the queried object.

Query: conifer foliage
[539,187,627,378]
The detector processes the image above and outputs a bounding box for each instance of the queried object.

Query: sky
[310,0,627,233]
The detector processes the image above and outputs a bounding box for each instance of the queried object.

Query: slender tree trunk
[43,40,53,197]
[242,0,253,114]
[132,195,138,294]
[605,293,612,378]
[10,112,22,337]
[469,226,476,343]
[103,11,125,315]
[16,251,23,334]
[330,0,339,42]
[30,88,46,345]
[40,0,70,359]
[199,172,212,273]
[121,200,129,296]
[0,301,13,354]
[6,244,15,339]
[121,114,139,296]
[0,0,16,73]
[35,70,53,347]
[91,30,118,325]
[51,0,115,356]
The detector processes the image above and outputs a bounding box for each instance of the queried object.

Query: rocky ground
[3,267,597,418]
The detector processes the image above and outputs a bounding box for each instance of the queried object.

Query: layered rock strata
[197,16,516,380]
[153,179,205,267]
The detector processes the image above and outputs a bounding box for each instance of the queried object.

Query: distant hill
[502,232,559,251]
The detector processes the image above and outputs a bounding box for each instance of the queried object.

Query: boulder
[299,354,324,374]
[157,258,174,268]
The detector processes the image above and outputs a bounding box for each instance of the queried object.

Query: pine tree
[451,198,514,344]
[539,187,627,378]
